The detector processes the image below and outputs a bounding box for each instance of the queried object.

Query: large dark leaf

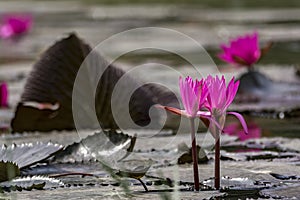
[0,142,63,168]
[11,33,179,132]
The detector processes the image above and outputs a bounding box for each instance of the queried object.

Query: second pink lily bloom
[218,32,261,68]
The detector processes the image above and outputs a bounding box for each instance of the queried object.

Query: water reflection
[224,120,261,141]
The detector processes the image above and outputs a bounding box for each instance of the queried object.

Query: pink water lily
[159,75,248,190]
[205,75,248,133]
[160,76,209,119]
[204,75,248,190]
[0,14,32,39]
[179,76,208,117]
[159,76,209,191]
[179,76,208,191]
[218,32,261,67]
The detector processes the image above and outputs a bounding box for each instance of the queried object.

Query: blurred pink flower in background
[0,14,32,39]
[0,82,8,108]
[218,32,261,68]
[223,121,261,141]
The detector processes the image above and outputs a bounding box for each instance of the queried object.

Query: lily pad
[53,130,136,164]
[0,142,63,168]
[260,184,300,199]
[270,173,300,181]
[203,176,270,198]
[0,176,64,192]
[220,151,299,161]
[116,159,153,180]
[21,163,106,177]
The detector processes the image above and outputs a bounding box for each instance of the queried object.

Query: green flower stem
[190,117,200,191]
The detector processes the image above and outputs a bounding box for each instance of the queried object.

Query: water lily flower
[159,76,208,191]
[218,32,261,68]
[0,82,8,108]
[161,77,209,119]
[179,76,208,191]
[205,75,248,133]
[179,76,208,117]
[159,75,248,191]
[204,75,248,189]
[0,14,32,39]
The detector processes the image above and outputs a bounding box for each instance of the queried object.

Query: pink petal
[225,78,239,110]
[227,112,248,134]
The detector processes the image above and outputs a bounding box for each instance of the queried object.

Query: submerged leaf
[0,142,63,168]
[0,161,20,182]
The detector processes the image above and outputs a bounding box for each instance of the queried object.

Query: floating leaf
[114,159,153,192]
[21,162,106,177]
[11,33,179,132]
[220,151,298,161]
[203,176,269,193]
[52,130,153,192]
[0,161,20,182]
[53,130,136,164]
[115,159,153,180]
[270,173,299,180]
[0,176,63,192]
[0,142,63,168]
